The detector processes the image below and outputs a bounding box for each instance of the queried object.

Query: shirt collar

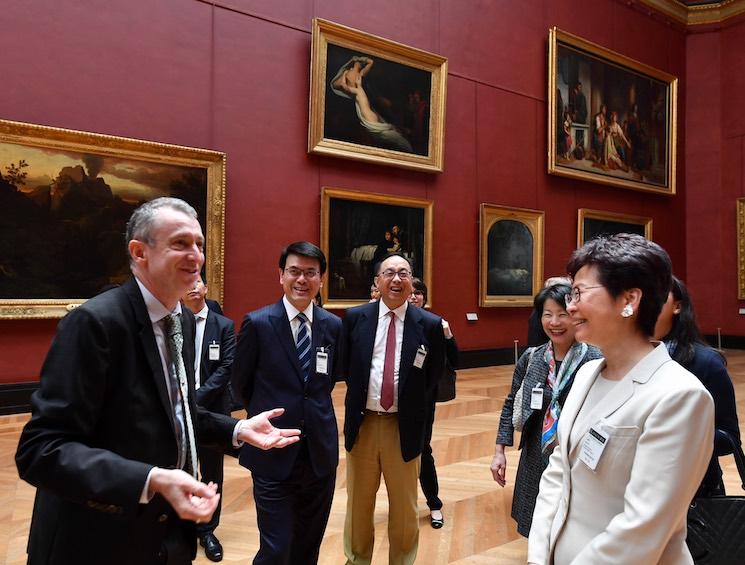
[283,295,314,323]
[135,277,182,323]
[378,299,408,321]
[194,304,209,320]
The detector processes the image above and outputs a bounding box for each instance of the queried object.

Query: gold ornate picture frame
[577,208,653,247]
[321,187,433,309]
[548,27,677,195]
[0,118,225,319]
[479,204,544,307]
[738,198,745,300]
[309,18,447,173]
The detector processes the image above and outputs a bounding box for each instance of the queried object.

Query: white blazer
[528,343,714,565]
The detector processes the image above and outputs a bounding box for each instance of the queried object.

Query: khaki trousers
[344,411,421,565]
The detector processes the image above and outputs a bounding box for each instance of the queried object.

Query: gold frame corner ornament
[479,204,545,308]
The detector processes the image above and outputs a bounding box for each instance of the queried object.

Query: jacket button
[158,513,168,523]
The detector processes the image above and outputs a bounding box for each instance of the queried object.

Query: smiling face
[279,253,322,311]
[129,207,204,310]
[541,298,575,355]
[566,264,626,349]
[377,255,412,309]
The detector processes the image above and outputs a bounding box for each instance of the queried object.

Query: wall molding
[636,0,745,27]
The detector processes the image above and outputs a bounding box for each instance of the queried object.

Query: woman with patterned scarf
[491,282,601,537]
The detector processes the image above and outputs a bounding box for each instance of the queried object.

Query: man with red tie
[339,253,446,565]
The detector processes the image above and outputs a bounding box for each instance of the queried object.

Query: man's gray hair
[125,197,197,248]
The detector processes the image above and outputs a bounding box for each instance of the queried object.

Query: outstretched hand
[237,408,301,450]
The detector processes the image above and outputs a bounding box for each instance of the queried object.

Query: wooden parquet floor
[2,350,744,564]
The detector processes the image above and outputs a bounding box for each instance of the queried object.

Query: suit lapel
[123,279,177,438]
[399,305,424,392]
[201,312,218,371]
[359,302,379,375]
[311,305,327,378]
[559,359,602,461]
[269,300,304,381]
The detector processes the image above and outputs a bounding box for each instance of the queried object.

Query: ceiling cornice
[637,0,745,26]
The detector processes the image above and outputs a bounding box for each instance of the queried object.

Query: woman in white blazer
[528,234,715,565]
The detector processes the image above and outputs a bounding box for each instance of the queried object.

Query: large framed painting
[308,18,447,173]
[479,204,544,307]
[577,208,653,247]
[738,198,745,300]
[321,187,432,309]
[0,119,226,319]
[548,27,678,195]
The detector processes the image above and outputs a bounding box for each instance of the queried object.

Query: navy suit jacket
[340,300,445,462]
[195,310,235,415]
[15,278,237,565]
[232,299,342,480]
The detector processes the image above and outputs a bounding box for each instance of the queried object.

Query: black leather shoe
[200,533,224,562]
[430,512,445,529]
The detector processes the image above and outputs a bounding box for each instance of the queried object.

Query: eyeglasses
[564,285,603,307]
[284,267,320,279]
[380,268,411,280]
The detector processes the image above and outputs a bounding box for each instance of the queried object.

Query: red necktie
[380,311,396,410]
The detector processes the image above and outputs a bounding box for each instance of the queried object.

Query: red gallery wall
[0,0,735,387]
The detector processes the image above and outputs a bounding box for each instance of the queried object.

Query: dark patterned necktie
[163,313,198,478]
[380,311,396,410]
[296,312,311,382]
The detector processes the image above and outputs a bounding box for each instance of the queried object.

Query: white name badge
[208,343,220,361]
[579,426,610,471]
[530,386,543,410]
[413,346,427,369]
[316,349,329,375]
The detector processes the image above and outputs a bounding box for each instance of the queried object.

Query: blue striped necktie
[296,312,311,382]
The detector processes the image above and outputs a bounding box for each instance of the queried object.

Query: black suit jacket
[340,300,445,462]
[15,278,238,565]
[232,299,342,480]
[195,310,236,415]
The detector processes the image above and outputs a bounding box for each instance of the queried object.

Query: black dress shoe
[199,533,224,562]
[430,512,445,529]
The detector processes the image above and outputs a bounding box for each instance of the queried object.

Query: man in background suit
[233,241,342,564]
[182,277,236,562]
[15,197,299,565]
[340,252,445,565]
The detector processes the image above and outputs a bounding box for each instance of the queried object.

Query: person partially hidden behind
[340,253,445,565]
[232,242,343,565]
[15,197,300,565]
[182,277,236,562]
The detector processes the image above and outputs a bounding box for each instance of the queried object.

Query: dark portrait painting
[577,209,652,246]
[486,220,534,296]
[549,28,677,195]
[324,44,432,156]
[0,119,225,318]
[0,143,206,300]
[321,188,432,308]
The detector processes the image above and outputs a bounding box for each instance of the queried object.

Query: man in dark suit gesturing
[340,253,445,565]
[182,277,236,562]
[232,241,342,564]
[15,197,299,565]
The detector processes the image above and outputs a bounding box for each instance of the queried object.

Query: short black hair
[279,241,327,275]
[567,233,671,337]
[411,277,428,305]
[533,282,571,315]
[378,252,412,272]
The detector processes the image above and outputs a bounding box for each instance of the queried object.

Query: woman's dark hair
[533,282,572,315]
[566,233,672,337]
[662,276,708,365]
[279,241,327,275]
[411,277,428,306]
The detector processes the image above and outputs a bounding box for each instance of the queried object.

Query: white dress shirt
[193,304,209,389]
[283,295,314,343]
[366,300,407,412]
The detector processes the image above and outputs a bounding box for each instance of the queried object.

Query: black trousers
[251,442,336,565]
[196,446,224,536]
[419,399,442,511]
